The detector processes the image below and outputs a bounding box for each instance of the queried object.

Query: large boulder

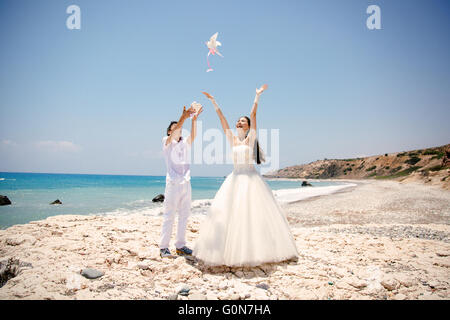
[301,181,312,187]
[0,195,11,206]
[152,194,165,203]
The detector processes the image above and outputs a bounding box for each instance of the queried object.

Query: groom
[160,103,203,258]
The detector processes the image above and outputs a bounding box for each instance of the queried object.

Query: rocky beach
[1,179,449,300]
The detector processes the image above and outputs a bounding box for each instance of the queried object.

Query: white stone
[137,262,150,270]
[380,278,400,291]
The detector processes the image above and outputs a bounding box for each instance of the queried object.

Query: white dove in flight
[205,32,224,72]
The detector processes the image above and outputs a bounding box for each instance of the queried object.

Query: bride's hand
[202,92,215,101]
[256,84,268,95]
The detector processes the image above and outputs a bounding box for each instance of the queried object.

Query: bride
[193,84,299,267]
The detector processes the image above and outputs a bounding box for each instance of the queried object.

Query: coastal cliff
[264,144,450,189]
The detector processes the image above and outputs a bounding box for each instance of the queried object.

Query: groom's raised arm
[187,106,203,146]
[166,106,194,146]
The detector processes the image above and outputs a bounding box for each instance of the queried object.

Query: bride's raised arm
[248,84,268,142]
[202,92,235,146]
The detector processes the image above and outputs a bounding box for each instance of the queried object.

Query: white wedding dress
[193,138,299,267]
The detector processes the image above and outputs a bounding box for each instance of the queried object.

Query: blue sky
[1,0,449,176]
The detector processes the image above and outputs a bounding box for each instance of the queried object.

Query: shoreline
[273,182,358,204]
[0,180,350,230]
[1,179,449,300]
[264,169,450,191]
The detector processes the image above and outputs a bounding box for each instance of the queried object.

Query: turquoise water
[0,172,340,229]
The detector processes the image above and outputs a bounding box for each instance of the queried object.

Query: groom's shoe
[176,246,193,256]
[160,248,174,258]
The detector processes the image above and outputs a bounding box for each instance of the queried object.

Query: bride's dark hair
[242,116,264,165]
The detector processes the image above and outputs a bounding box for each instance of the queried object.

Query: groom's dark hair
[167,121,178,136]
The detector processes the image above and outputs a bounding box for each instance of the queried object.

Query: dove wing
[210,32,218,41]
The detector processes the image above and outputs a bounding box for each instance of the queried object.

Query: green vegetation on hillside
[423,149,441,155]
[405,156,421,165]
[429,165,445,172]
[375,166,422,180]
[431,152,445,160]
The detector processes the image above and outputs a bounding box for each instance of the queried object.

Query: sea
[0,172,351,229]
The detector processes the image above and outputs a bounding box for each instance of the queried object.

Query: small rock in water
[152,194,165,203]
[81,268,104,279]
[50,199,62,205]
[0,195,12,206]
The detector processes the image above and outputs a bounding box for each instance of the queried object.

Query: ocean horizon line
[0,171,226,178]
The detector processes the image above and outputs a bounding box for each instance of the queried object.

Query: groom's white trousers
[159,181,191,249]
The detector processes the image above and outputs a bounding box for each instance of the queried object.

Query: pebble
[177,285,190,296]
[235,271,244,278]
[393,293,407,300]
[81,268,104,279]
[395,276,415,288]
[380,278,399,291]
[137,262,150,270]
[256,283,270,290]
[206,293,219,300]
[436,252,449,257]
[347,279,368,289]
[230,294,240,300]
[189,293,207,300]
[418,294,440,300]
[218,280,228,290]
[427,280,441,289]
[217,292,228,300]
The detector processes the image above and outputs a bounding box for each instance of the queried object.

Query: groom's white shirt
[162,136,191,184]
